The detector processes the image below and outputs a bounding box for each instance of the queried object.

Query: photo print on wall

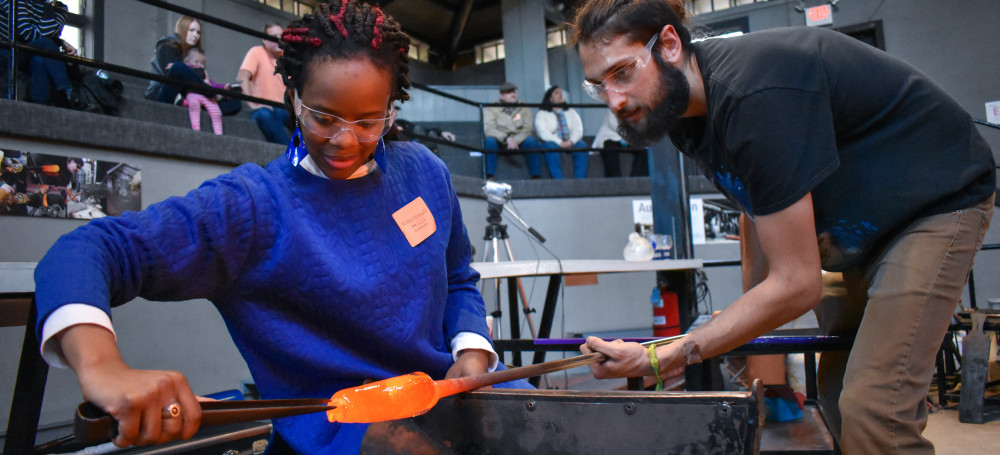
[1,149,141,219]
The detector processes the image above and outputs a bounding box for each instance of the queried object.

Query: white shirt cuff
[40,304,115,368]
[451,332,499,372]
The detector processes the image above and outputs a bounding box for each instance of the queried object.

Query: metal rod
[0,40,284,108]
[411,81,480,107]
[478,103,487,178]
[974,119,999,129]
[502,237,537,339]
[447,334,687,391]
[132,0,274,41]
[5,0,16,101]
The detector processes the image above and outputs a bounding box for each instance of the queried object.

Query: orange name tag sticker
[392,197,437,247]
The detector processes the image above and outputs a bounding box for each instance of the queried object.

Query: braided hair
[276,0,411,104]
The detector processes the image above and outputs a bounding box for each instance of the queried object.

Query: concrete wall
[101,0,298,86]
[0,137,252,438]
[406,46,607,137]
[96,0,1000,144]
[462,195,667,337]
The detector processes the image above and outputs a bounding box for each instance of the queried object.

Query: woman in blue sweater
[34,2,526,453]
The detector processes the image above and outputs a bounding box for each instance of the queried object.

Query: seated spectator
[594,110,648,177]
[535,86,588,179]
[237,23,291,144]
[181,48,223,135]
[483,82,542,179]
[0,0,91,110]
[144,16,206,105]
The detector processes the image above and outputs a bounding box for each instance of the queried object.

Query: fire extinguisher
[651,282,681,336]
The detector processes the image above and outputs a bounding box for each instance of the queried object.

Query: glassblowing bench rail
[470,259,702,386]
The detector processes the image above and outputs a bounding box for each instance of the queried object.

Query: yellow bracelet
[647,344,663,391]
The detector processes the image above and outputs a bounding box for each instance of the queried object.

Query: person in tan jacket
[482,82,542,179]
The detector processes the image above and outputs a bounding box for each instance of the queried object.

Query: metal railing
[2,0,283,108]
[3,0,649,179]
[411,81,650,178]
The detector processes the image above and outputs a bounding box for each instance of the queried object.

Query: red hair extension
[283,27,321,47]
[371,7,384,49]
[283,34,321,47]
[329,1,349,38]
[284,27,311,36]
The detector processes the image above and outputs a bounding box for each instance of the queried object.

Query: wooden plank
[1,263,38,327]
[471,259,703,279]
[0,293,33,328]
[960,312,988,424]
[563,273,597,286]
[0,262,36,293]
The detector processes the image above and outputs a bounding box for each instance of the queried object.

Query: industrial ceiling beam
[443,0,475,67]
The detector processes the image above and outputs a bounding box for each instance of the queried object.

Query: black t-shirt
[668,26,995,271]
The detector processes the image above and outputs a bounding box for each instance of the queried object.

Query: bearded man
[572,1,995,453]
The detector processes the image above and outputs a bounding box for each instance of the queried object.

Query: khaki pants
[814,195,993,454]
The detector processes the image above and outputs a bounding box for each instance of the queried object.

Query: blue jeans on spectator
[155,62,205,104]
[484,136,542,178]
[24,37,72,105]
[251,107,291,144]
[541,140,589,179]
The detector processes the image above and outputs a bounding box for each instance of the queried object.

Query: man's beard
[617,53,691,146]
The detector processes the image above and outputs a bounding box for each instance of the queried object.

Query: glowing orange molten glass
[327,372,436,423]
[326,372,480,423]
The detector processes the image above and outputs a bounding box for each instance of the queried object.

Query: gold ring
[163,403,181,419]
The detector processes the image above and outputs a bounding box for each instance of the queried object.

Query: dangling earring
[373,137,387,172]
[285,123,308,166]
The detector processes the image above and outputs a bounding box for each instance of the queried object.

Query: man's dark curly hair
[276,0,411,104]
[571,0,691,55]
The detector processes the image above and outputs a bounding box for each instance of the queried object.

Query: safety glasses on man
[295,91,395,142]
[581,34,658,102]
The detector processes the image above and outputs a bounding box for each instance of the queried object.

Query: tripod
[481,201,538,343]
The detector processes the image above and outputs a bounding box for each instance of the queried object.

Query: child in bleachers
[181,48,223,135]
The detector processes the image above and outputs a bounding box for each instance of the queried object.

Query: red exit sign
[805,4,834,27]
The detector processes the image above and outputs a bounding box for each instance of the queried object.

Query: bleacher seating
[113,72,268,143]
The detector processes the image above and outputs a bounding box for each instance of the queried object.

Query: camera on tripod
[482,180,512,206]
[480,180,545,244]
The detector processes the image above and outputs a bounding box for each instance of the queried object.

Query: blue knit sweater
[35,141,512,453]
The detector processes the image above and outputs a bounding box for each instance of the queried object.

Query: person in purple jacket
[34,2,528,453]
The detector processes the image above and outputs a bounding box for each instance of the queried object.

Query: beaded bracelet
[647,344,663,391]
